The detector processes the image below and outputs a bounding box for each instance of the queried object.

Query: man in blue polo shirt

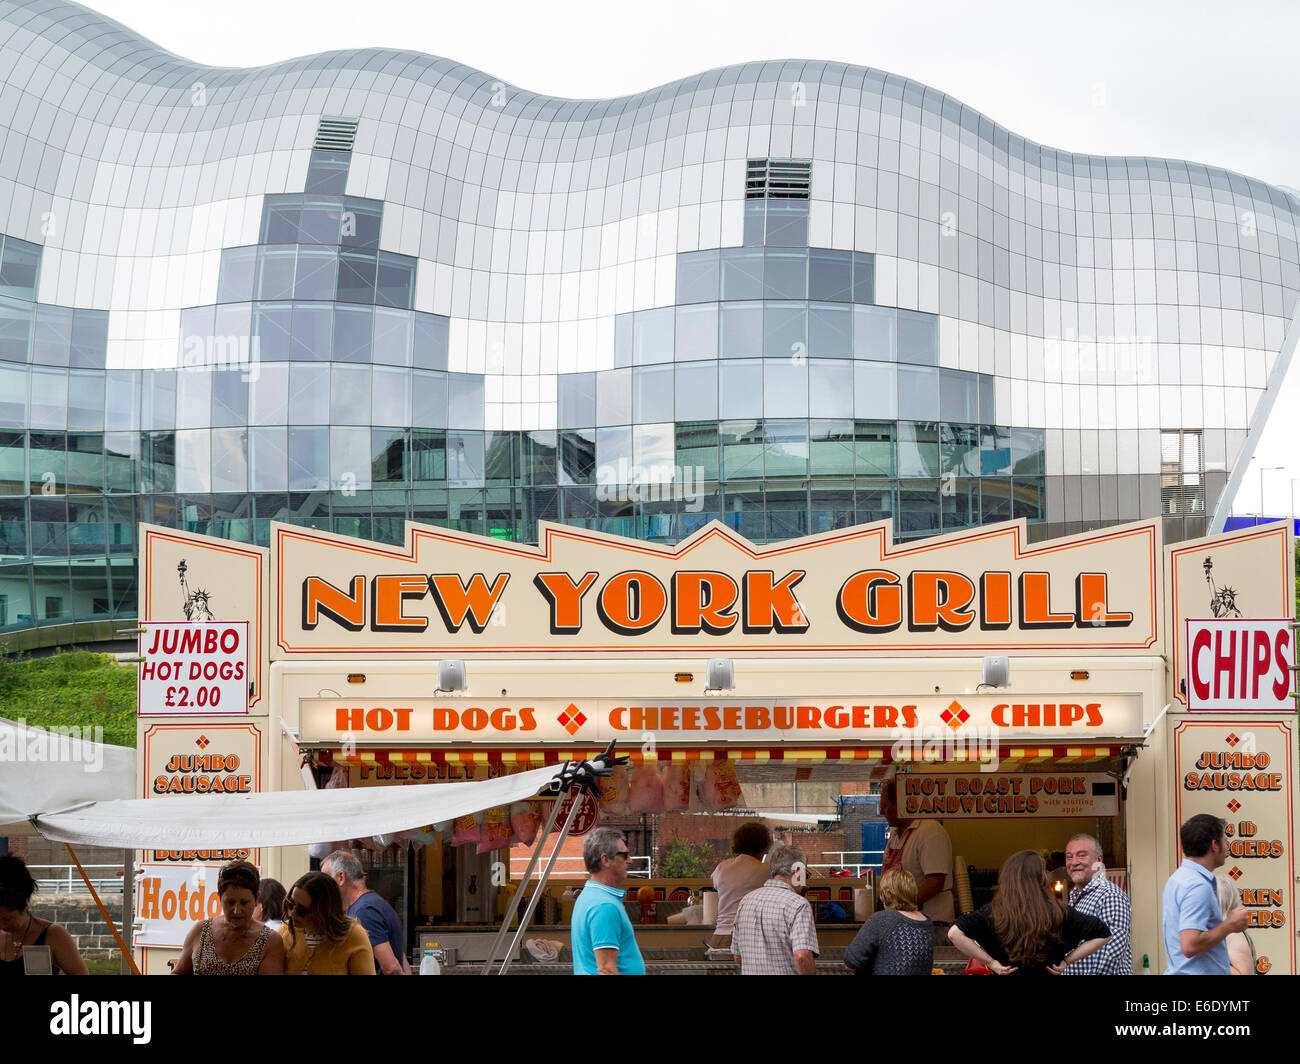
[1162,814,1250,974]
[571,827,645,975]
[323,850,410,975]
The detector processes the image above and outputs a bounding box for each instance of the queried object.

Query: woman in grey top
[844,868,934,975]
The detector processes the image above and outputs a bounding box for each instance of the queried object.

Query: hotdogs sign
[273,518,1159,657]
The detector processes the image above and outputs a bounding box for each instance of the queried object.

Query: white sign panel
[1185,619,1296,712]
[133,864,225,947]
[138,621,249,716]
[902,773,1120,818]
[298,694,1144,745]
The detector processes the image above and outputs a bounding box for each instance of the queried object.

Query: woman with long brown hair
[278,871,375,975]
[948,850,1111,975]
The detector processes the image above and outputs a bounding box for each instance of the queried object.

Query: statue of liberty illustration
[178,559,216,621]
[1203,556,1240,618]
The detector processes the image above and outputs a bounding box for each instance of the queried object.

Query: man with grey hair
[731,843,819,975]
[570,827,645,975]
[321,849,410,975]
[1059,833,1131,975]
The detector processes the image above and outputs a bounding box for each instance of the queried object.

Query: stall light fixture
[977,655,1010,690]
[1070,670,1090,681]
[347,673,366,684]
[436,659,467,694]
[704,658,734,695]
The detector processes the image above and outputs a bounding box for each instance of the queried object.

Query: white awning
[0,716,135,837]
[0,714,566,849]
[21,763,563,850]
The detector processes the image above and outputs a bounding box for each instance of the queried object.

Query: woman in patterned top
[844,868,934,975]
[173,860,285,975]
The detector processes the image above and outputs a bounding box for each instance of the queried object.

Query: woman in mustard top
[279,871,375,975]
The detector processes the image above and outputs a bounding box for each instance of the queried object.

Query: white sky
[81,0,1300,516]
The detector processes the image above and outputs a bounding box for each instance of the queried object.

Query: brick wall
[657,814,847,872]
[31,892,126,959]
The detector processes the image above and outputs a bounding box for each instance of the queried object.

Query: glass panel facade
[0,34,1287,634]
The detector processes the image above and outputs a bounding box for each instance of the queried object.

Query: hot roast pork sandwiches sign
[271,517,1159,657]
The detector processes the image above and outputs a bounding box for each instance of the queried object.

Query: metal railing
[810,850,884,878]
[30,864,124,895]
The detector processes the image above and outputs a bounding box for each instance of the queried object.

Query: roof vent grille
[746,159,811,199]
[314,118,359,153]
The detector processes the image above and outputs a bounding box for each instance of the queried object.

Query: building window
[1161,430,1204,516]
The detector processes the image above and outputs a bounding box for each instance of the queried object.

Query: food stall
[130,516,1298,974]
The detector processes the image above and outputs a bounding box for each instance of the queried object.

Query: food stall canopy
[0,716,135,837]
[16,760,562,850]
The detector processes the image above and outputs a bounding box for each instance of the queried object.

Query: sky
[82,0,1300,516]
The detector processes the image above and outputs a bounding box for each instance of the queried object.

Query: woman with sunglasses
[279,870,376,975]
[173,860,286,975]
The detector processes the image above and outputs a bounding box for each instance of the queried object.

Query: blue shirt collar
[1179,858,1216,884]
[583,880,626,900]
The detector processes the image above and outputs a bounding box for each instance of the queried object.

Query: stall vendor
[879,776,955,925]
[710,821,772,949]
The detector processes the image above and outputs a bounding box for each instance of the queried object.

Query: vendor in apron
[879,776,955,924]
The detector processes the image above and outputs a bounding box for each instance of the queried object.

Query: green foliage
[0,651,137,747]
[658,832,717,878]
[84,952,128,975]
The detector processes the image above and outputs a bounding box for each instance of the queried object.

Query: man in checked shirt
[731,844,820,975]
[1060,833,1131,975]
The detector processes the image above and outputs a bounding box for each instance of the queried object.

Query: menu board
[1173,717,1296,974]
[904,772,1119,818]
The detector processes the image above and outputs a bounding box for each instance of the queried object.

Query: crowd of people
[0,809,1259,976]
[0,846,410,977]
[666,810,1249,977]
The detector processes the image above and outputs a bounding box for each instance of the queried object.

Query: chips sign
[1184,619,1296,712]
[138,621,249,716]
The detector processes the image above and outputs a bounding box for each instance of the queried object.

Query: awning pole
[480,789,568,974]
[65,843,140,976]
[121,848,134,974]
[496,790,586,976]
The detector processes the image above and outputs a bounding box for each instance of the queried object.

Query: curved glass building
[0,0,1297,640]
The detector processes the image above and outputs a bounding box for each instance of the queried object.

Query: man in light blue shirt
[571,827,645,975]
[1162,813,1250,974]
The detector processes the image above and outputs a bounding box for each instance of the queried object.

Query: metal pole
[121,849,133,975]
[479,790,568,974]
[1260,466,1285,526]
[497,791,586,976]
[66,844,140,976]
